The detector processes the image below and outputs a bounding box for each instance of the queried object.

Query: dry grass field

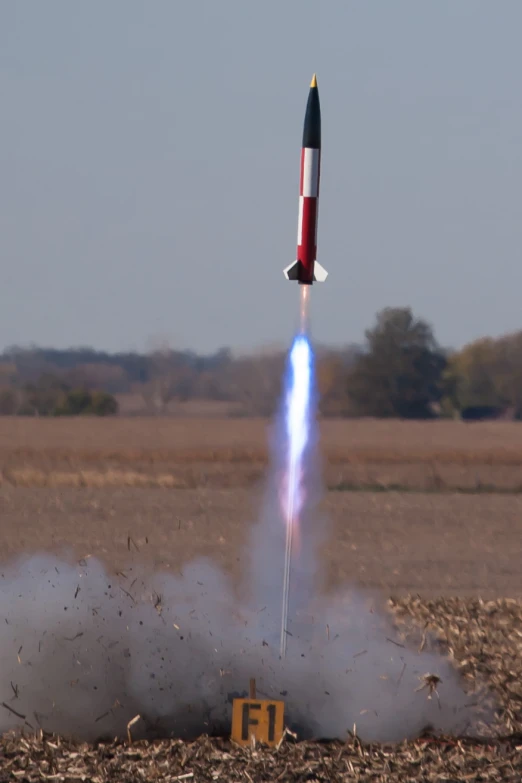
[1,416,522,491]
[0,416,521,596]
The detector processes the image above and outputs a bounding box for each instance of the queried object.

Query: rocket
[283,74,328,285]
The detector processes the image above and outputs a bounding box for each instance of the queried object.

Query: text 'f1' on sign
[231,699,285,747]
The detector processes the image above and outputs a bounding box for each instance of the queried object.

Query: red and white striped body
[284,75,327,286]
[296,146,322,284]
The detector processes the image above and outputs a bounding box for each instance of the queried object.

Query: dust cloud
[0,540,490,743]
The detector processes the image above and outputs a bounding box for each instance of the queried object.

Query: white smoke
[0,548,487,742]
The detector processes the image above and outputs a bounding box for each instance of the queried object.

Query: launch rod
[281,331,300,656]
[280,457,297,657]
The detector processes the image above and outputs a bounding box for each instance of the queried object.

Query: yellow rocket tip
[310,73,317,88]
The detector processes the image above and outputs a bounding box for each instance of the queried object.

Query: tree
[88,391,119,416]
[443,339,502,413]
[23,373,69,416]
[443,332,522,418]
[0,388,18,415]
[55,389,92,415]
[317,346,360,416]
[141,347,196,414]
[63,363,129,394]
[223,349,285,416]
[54,389,119,416]
[348,307,447,418]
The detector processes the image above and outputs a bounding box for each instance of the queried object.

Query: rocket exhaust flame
[299,286,310,333]
[280,332,314,657]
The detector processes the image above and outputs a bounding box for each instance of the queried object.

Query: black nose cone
[302,75,321,149]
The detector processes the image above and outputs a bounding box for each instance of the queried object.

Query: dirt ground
[2,416,522,456]
[1,416,521,597]
[0,416,522,465]
[2,417,522,492]
[1,485,521,598]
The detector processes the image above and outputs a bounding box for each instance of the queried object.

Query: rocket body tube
[283,75,328,285]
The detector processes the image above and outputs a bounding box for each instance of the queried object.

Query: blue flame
[282,334,314,532]
[279,333,315,656]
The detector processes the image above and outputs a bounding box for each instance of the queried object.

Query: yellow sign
[231,698,285,747]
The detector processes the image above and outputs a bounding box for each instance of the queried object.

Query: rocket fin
[283,260,300,280]
[313,261,328,282]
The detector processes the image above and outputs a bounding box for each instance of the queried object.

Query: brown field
[1,416,522,597]
[1,416,522,491]
[1,485,521,597]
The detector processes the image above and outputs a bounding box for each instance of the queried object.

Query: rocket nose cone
[302,78,321,149]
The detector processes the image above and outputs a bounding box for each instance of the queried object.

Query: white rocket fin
[283,260,300,280]
[313,261,328,282]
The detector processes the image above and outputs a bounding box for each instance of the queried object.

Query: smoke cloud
[0,338,492,743]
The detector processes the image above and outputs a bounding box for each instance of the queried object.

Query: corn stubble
[1,598,521,781]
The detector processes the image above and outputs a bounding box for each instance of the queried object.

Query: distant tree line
[0,307,521,419]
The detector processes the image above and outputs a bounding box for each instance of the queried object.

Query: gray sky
[2,1,522,355]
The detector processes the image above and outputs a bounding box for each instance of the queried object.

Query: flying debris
[283,74,328,286]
